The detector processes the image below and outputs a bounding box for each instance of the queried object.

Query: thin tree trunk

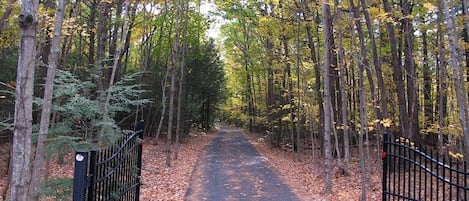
[422,29,433,127]
[335,2,349,173]
[155,66,169,142]
[175,0,188,160]
[436,1,447,153]
[442,0,469,161]
[321,0,333,194]
[0,0,16,34]
[402,0,418,140]
[9,0,39,199]
[104,0,130,113]
[304,0,323,161]
[461,0,469,98]
[108,0,123,79]
[96,1,109,97]
[359,0,388,120]
[28,0,66,199]
[87,0,97,69]
[358,60,367,201]
[166,0,183,167]
[383,0,409,138]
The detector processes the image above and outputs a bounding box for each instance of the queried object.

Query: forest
[1,0,469,200]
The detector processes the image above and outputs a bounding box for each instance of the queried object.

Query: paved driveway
[185,125,300,201]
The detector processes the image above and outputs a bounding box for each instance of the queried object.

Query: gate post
[382,132,390,201]
[87,149,97,201]
[135,120,144,200]
[73,151,89,201]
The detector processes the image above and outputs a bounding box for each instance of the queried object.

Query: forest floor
[0,125,382,201]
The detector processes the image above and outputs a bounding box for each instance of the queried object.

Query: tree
[28,0,66,199]
[9,0,39,200]
[166,0,183,167]
[442,0,469,161]
[321,0,333,194]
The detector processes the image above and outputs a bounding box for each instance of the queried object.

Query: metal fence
[73,121,144,201]
[382,132,469,201]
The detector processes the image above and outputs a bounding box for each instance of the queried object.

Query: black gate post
[73,151,89,201]
[382,132,389,201]
[87,149,97,201]
[135,120,144,200]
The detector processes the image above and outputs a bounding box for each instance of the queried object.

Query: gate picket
[73,121,144,201]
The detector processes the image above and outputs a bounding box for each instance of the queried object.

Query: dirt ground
[0,126,382,201]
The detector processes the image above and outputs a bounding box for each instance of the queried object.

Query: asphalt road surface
[185,125,300,201]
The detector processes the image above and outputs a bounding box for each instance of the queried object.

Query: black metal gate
[382,132,469,201]
[73,122,144,201]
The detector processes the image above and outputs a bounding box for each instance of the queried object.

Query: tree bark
[383,0,409,138]
[87,0,97,68]
[422,29,433,127]
[96,1,109,96]
[104,0,130,113]
[402,0,418,140]
[9,0,39,199]
[436,0,447,152]
[175,0,188,160]
[442,0,469,161]
[321,0,333,194]
[0,0,16,34]
[358,54,368,201]
[359,0,388,120]
[304,0,324,154]
[28,0,66,199]
[166,0,183,167]
[335,0,349,174]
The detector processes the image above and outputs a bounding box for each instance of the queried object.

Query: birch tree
[9,0,39,199]
[441,0,469,161]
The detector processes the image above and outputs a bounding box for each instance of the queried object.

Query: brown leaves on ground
[0,143,9,200]
[0,130,216,201]
[248,133,382,201]
[0,128,383,201]
[140,130,216,201]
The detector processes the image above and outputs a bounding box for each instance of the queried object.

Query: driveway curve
[185,124,300,201]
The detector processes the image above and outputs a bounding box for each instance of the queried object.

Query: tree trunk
[9,0,39,199]
[304,0,324,151]
[0,0,16,34]
[402,0,418,140]
[321,0,333,194]
[461,0,469,97]
[442,0,469,161]
[166,0,182,167]
[422,29,433,128]
[28,0,66,199]
[358,58,367,201]
[436,1,447,152]
[104,0,130,113]
[87,0,97,68]
[108,0,123,79]
[175,0,188,160]
[359,0,388,120]
[334,0,349,173]
[383,0,409,138]
[155,66,169,142]
[96,1,109,96]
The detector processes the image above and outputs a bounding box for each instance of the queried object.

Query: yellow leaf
[423,2,436,11]
[381,118,392,128]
